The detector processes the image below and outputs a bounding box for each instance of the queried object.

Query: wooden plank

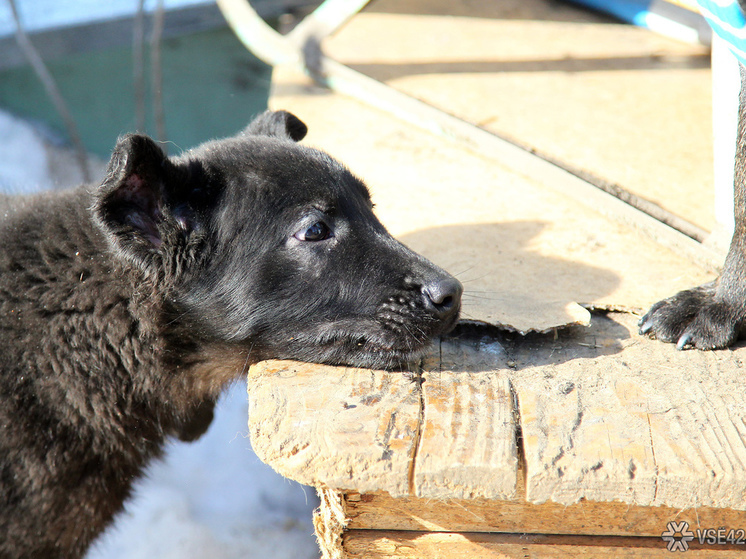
[343,492,746,537]
[414,339,517,500]
[248,313,746,509]
[510,312,746,509]
[247,360,421,497]
[342,531,745,558]
[248,343,522,501]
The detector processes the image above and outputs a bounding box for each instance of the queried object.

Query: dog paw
[639,282,742,349]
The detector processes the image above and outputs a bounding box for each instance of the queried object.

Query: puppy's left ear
[93,133,173,271]
[243,110,307,142]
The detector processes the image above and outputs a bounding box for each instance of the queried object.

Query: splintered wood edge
[465,301,591,335]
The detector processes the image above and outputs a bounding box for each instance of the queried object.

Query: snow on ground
[0,110,51,193]
[87,381,320,559]
[0,109,321,559]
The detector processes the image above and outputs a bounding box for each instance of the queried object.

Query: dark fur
[0,110,461,558]
[640,44,746,349]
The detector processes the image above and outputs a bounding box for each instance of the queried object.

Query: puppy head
[94,110,461,370]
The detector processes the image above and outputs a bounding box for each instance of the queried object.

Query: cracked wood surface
[247,358,518,500]
[247,311,746,511]
[512,312,746,509]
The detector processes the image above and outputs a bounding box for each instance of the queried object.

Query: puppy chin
[307,347,427,371]
[262,324,433,370]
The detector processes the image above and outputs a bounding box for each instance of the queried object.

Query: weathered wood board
[248,363,421,497]
[342,531,745,558]
[248,311,746,511]
[247,357,518,499]
[510,313,746,510]
[342,491,746,537]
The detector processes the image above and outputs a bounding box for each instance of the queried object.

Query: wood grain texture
[511,313,746,509]
[343,492,746,537]
[415,371,517,500]
[247,360,421,496]
[413,338,516,499]
[342,531,744,558]
[248,312,746,511]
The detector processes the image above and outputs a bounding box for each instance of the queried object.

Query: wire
[6,0,91,183]
[133,0,147,132]
[151,0,167,150]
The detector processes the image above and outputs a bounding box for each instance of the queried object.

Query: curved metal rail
[216,0,370,68]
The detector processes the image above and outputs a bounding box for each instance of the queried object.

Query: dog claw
[676,333,692,350]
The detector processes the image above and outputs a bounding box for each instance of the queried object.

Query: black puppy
[0,110,461,558]
[640,5,746,349]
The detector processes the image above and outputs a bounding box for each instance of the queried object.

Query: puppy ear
[243,110,307,142]
[93,134,171,269]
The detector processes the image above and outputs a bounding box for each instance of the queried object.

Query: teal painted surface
[0,27,272,157]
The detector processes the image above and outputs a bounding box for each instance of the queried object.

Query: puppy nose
[422,277,463,319]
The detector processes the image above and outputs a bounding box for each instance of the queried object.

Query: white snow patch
[0,110,51,193]
[87,382,320,559]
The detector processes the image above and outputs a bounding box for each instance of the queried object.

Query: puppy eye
[295,221,332,242]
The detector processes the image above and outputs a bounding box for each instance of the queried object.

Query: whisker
[455,312,479,322]
[461,301,491,308]
[463,294,505,303]
[451,265,476,278]
[165,311,190,327]
[457,272,493,283]
[238,344,254,377]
